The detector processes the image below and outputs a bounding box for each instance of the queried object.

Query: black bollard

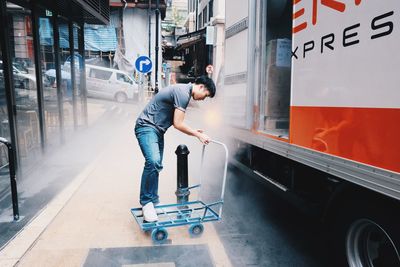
[175,144,190,204]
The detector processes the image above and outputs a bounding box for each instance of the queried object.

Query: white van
[85,64,138,102]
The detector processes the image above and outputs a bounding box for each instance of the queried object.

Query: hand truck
[131,140,229,242]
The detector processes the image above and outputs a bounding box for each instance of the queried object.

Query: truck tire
[332,200,400,267]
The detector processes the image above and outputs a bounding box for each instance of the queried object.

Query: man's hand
[197,132,211,145]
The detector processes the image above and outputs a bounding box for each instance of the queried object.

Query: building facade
[109,0,166,91]
[176,0,224,84]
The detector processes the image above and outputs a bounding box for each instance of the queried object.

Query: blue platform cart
[131,140,229,242]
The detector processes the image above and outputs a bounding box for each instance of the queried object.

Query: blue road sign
[135,56,152,74]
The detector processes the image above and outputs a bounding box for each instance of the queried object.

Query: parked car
[86,64,139,103]
[0,60,36,90]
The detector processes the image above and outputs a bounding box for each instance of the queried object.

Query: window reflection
[39,14,61,147]
[74,24,85,127]
[0,36,11,176]
[58,17,74,135]
[7,2,41,171]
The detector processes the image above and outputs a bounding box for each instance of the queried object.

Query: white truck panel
[292,0,400,108]
[223,83,247,127]
[224,30,248,75]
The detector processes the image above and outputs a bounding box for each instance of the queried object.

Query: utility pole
[148,0,152,91]
[155,0,160,93]
[148,0,151,58]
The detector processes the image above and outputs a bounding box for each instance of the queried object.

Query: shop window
[38,13,61,148]
[6,2,42,171]
[73,24,85,128]
[0,41,10,172]
[58,17,74,135]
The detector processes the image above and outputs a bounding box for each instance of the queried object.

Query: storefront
[175,28,211,82]
[0,0,109,174]
[0,0,109,190]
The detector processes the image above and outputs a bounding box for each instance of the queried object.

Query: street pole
[148,0,152,91]
[148,0,151,58]
[155,0,160,94]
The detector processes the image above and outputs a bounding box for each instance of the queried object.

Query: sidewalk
[0,100,128,249]
[0,107,232,266]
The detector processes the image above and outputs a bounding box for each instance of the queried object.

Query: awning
[176,36,203,50]
[176,28,206,50]
[39,19,117,51]
[109,0,167,19]
[35,0,110,25]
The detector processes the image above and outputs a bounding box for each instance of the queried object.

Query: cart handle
[198,140,229,218]
[180,184,201,192]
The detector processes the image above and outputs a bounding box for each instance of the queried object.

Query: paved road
[212,165,332,266]
[1,98,335,266]
[176,105,334,267]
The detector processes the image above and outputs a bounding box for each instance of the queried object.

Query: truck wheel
[115,92,127,103]
[331,199,400,267]
[345,218,400,267]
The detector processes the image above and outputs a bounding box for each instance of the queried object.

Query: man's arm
[173,108,210,144]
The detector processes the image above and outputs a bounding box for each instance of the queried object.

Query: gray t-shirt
[136,83,192,133]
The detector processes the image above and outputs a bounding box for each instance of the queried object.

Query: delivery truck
[223,1,400,266]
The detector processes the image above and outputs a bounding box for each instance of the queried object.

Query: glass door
[38,9,61,148]
[6,2,42,172]
[0,29,12,199]
[57,17,74,136]
[73,24,85,128]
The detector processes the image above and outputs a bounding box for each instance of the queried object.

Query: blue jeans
[135,125,164,206]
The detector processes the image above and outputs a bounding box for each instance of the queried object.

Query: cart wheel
[151,228,168,242]
[189,224,204,237]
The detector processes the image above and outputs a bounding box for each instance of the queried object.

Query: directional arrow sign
[135,56,152,74]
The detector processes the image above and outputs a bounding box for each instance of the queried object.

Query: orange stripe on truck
[290,106,400,173]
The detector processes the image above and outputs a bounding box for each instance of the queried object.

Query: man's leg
[153,134,164,205]
[136,127,163,206]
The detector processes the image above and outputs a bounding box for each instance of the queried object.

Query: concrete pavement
[0,104,232,266]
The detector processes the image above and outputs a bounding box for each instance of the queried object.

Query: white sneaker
[142,202,158,222]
